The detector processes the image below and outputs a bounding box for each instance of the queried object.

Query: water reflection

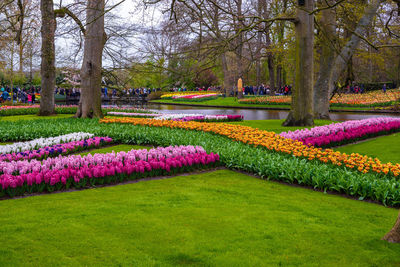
[146,103,400,121]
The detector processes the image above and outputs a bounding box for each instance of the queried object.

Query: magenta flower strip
[0,137,113,162]
[280,117,400,148]
[0,145,220,197]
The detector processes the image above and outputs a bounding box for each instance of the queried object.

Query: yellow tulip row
[161,91,219,98]
[100,117,400,177]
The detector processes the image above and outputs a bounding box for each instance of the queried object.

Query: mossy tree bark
[39,0,56,116]
[283,0,314,127]
[383,212,400,243]
[75,0,105,118]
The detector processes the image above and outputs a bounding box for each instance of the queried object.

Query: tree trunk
[39,0,56,115]
[383,212,400,243]
[75,0,106,118]
[10,43,14,99]
[313,0,336,120]
[19,43,23,73]
[283,0,314,127]
[276,64,282,92]
[255,0,264,88]
[29,46,33,85]
[313,0,381,118]
[221,53,233,96]
[236,0,244,99]
[329,0,382,95]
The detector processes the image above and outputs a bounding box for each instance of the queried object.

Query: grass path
[0,114,72,121]
[0,169,399,266]
[335,132,400,163]
[151,97,373,111]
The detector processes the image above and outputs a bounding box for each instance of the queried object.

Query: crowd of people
[0,86,39,103]
[241,84,292,96]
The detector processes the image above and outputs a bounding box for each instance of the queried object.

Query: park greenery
[1,0,400,264]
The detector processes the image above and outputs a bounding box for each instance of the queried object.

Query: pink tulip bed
[280,117,400,148]
[0,145,220,197]
[171,94,220,102]
[0,137,113,162]
[172,115,243,122]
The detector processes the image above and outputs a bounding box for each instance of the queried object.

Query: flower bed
[0,145,220,197]
[0,137,113,162]
[100,117,400,178]
[0,119,399,206]
[0,132,94,154]
[107,112,159,118]
[172,93,219,99]
[238,96,291,105]
[155,114,243,122]
[280,117,400,148]
[161,92,219,100]
[107,112,243,122]
[238,89,400,107]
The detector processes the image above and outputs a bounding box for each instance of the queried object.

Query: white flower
[0,132,94,154]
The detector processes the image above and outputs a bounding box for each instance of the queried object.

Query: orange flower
[100,117,399,177]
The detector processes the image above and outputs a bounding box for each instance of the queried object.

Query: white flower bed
[154,113,202,120]
[0,132,94,154]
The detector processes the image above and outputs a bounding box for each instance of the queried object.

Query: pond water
[145,103,400,121]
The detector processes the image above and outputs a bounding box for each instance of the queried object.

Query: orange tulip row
[100,117,400,178]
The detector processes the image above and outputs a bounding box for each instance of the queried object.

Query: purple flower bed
[0,137,113,162]
[0,145,220,197]
[280,117,400,148]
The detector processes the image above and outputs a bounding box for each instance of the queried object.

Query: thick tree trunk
[313,0,336,120]
[39,0,56,116]
[383,212,400,243]
[255,0,264,88]
[283,0,314,127]
[313,0,381,118]
[75,0,105,118]
[221,53,233,96]
[236,0,244,99]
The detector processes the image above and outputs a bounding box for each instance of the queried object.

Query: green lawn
[335,132,400,163]
[0,169,398,266]
[78,144,151,156]
[151,97,373,111]
[0,114,72,121]
[227,119,333,133]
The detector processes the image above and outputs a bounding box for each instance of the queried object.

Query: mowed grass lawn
[0,170,399,266]
[335,132,400,163]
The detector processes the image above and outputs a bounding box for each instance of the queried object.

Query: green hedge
[0,118,399,206]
